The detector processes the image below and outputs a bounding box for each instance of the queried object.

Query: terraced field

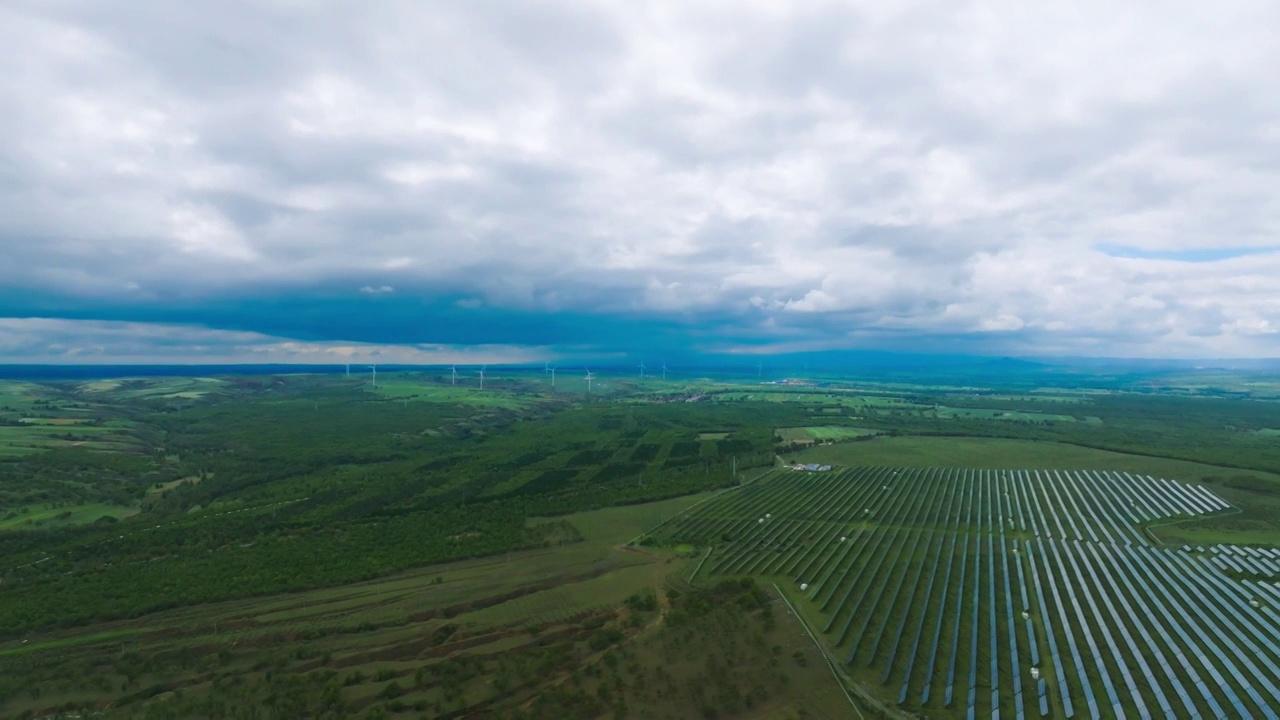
[655,467,1280,719]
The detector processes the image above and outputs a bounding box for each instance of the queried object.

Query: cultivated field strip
[661,467,1280,719]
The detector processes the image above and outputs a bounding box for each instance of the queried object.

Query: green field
[927,406,1100,424]
[718,391,915,407]
[143,476,201,496]
[0,380,150,456]
[1150,373,1280,399]
[1148,480,1280,546]
[552,491,724,546]
[717,389,1098,425]
[0,503,139,531]
[787,435,1276,478]
[369,379,540,409]
[974,394,1091,404]
[778,426,882,444]
[92,377,228,401]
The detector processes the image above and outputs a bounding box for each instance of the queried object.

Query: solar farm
[656,466,1280,719]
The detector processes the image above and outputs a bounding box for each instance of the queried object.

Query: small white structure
[800,582,809,591]
[840,536,847,542]
[765,513,772,519]
[758,518,765,524]
[1030,667,1041,680]
[1021,611,1030,620]
[1249,598,1261,608]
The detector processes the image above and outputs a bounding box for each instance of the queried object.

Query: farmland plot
[657,467,1280,719]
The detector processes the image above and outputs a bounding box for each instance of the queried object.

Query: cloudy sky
[2,0,1278,364]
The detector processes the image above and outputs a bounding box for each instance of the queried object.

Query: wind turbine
[345,363,350,378]
[478,365,486,390]
[661,362,667,381]
[585,368,595,393]
[369,365,377,389]
[550,365,558,389]
[450,365,457,386]
[639,360,646,379]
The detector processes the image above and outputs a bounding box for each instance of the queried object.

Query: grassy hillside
[0,500,857,719]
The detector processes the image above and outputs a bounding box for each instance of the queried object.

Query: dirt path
[517,548,679,711]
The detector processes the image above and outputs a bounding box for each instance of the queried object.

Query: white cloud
[169,204,258,260]
[0,1,1278,357]
[0,318,550,365]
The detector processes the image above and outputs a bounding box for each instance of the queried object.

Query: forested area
[0,381,794,635]
[0,450,176,513]
[3,371,1280,637]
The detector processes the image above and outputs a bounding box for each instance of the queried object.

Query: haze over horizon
[2,1,1279,365]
